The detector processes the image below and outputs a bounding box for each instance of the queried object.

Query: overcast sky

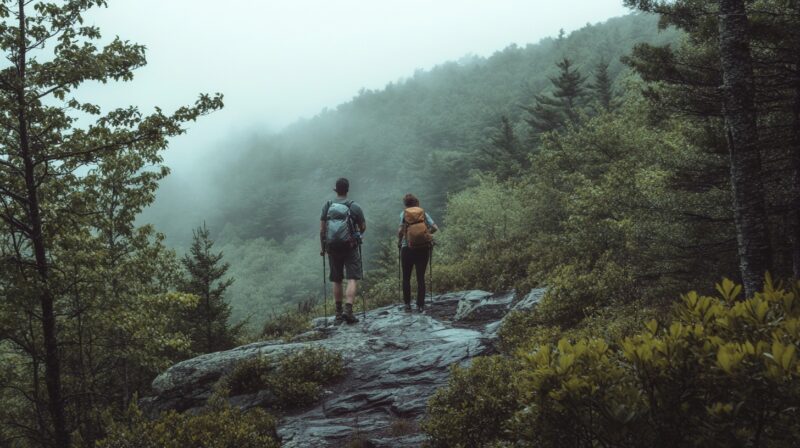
[81,0,630,168]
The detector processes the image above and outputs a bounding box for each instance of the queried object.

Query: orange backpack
[404,207,433,248]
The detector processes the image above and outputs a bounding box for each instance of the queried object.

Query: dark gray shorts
[327,248,362,282]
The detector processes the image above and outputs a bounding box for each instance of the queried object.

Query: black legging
[402,246,430,308]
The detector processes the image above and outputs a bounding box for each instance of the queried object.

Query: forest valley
[1,0,799,447]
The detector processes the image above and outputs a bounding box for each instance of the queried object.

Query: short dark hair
[335,178,349,195]
[403,193,419,207]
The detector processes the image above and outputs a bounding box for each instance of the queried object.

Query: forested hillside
[3,0,799,446]
[146,13,681,325]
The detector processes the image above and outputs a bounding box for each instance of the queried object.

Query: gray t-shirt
[321,197,366,228]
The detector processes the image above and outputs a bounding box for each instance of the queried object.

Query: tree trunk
[16,1,69,446]
[791,21,800,279]
[716,0,772,296]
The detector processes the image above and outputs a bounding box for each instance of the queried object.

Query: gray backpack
[324,200,356,251]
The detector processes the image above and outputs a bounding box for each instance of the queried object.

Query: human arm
[426,213,439,234]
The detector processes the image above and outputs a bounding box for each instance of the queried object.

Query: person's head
[334,178,349,196]
[403,193,419,208]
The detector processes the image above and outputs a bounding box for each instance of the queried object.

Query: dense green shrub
[271,345,345,408]
[424,356,521,447]
[425,279,800,447]
[221,346,344,410]
[261,311,312,339]
[95,399,279,448]
[223,356,276,397]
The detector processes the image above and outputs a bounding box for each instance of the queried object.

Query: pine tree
[181,223,239,353]
[590,59,614,112]
[478,116,528,179]
[716,0,772,296]
[523,58,587,135]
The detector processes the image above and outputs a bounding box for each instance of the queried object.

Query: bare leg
[345,279,358,305]
[333,282,343,304]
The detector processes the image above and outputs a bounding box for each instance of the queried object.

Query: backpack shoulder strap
[322,200,332,221]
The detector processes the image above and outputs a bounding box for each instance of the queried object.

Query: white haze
[79,0,630,175]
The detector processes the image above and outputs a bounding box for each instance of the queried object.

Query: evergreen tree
[478,116,528,180]
[715,0,772,296]
[181,223,239,353]
[523,58,587,135]
[590,59,614,112]
[624,0,800,291]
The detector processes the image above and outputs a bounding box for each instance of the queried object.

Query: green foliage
[95,400,279,448]
[425,279,800,447]
[221,346,344,410]
[180,223,240,353]
[217,235,320,328]
[0,1,222,444]
[424,356,520,448]
[523,58,588,133]
[435,177,532,292]
[261,311,313,340]
[434,92,737,328]
[271,346,345,408]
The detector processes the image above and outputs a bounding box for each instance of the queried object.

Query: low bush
[425,279,800,447]
[271,345,345,408]
[220,346,344,410]
[95,399,279,448]
[261,311,312,339]
[423,356,520,447]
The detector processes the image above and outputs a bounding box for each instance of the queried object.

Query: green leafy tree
[0,1,221,445]
[181,223,239,353]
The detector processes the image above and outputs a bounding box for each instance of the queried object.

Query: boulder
[512,287,547,311]
[453,291,516,322]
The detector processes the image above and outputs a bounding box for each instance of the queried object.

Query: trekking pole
[398,244,402,294]
[429,244,433,302]
[322,253,328,327]
[359,242,366,321]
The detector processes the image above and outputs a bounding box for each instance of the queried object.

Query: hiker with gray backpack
[320,178,366,324]
[398,193,438,313]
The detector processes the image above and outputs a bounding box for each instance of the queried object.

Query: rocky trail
[143,289,545,447]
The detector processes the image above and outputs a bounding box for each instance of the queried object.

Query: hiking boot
[403,303,412,313]
[334,302,344,324]
[344,303,359,324]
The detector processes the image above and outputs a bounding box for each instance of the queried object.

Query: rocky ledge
[143,288,545,447]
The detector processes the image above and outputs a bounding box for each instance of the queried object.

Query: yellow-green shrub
[425,279,800,447]
[95,399,279,448]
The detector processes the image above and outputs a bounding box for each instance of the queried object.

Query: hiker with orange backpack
[398,193,439,313]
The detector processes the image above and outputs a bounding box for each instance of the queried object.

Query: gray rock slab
[144,290,522,446]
